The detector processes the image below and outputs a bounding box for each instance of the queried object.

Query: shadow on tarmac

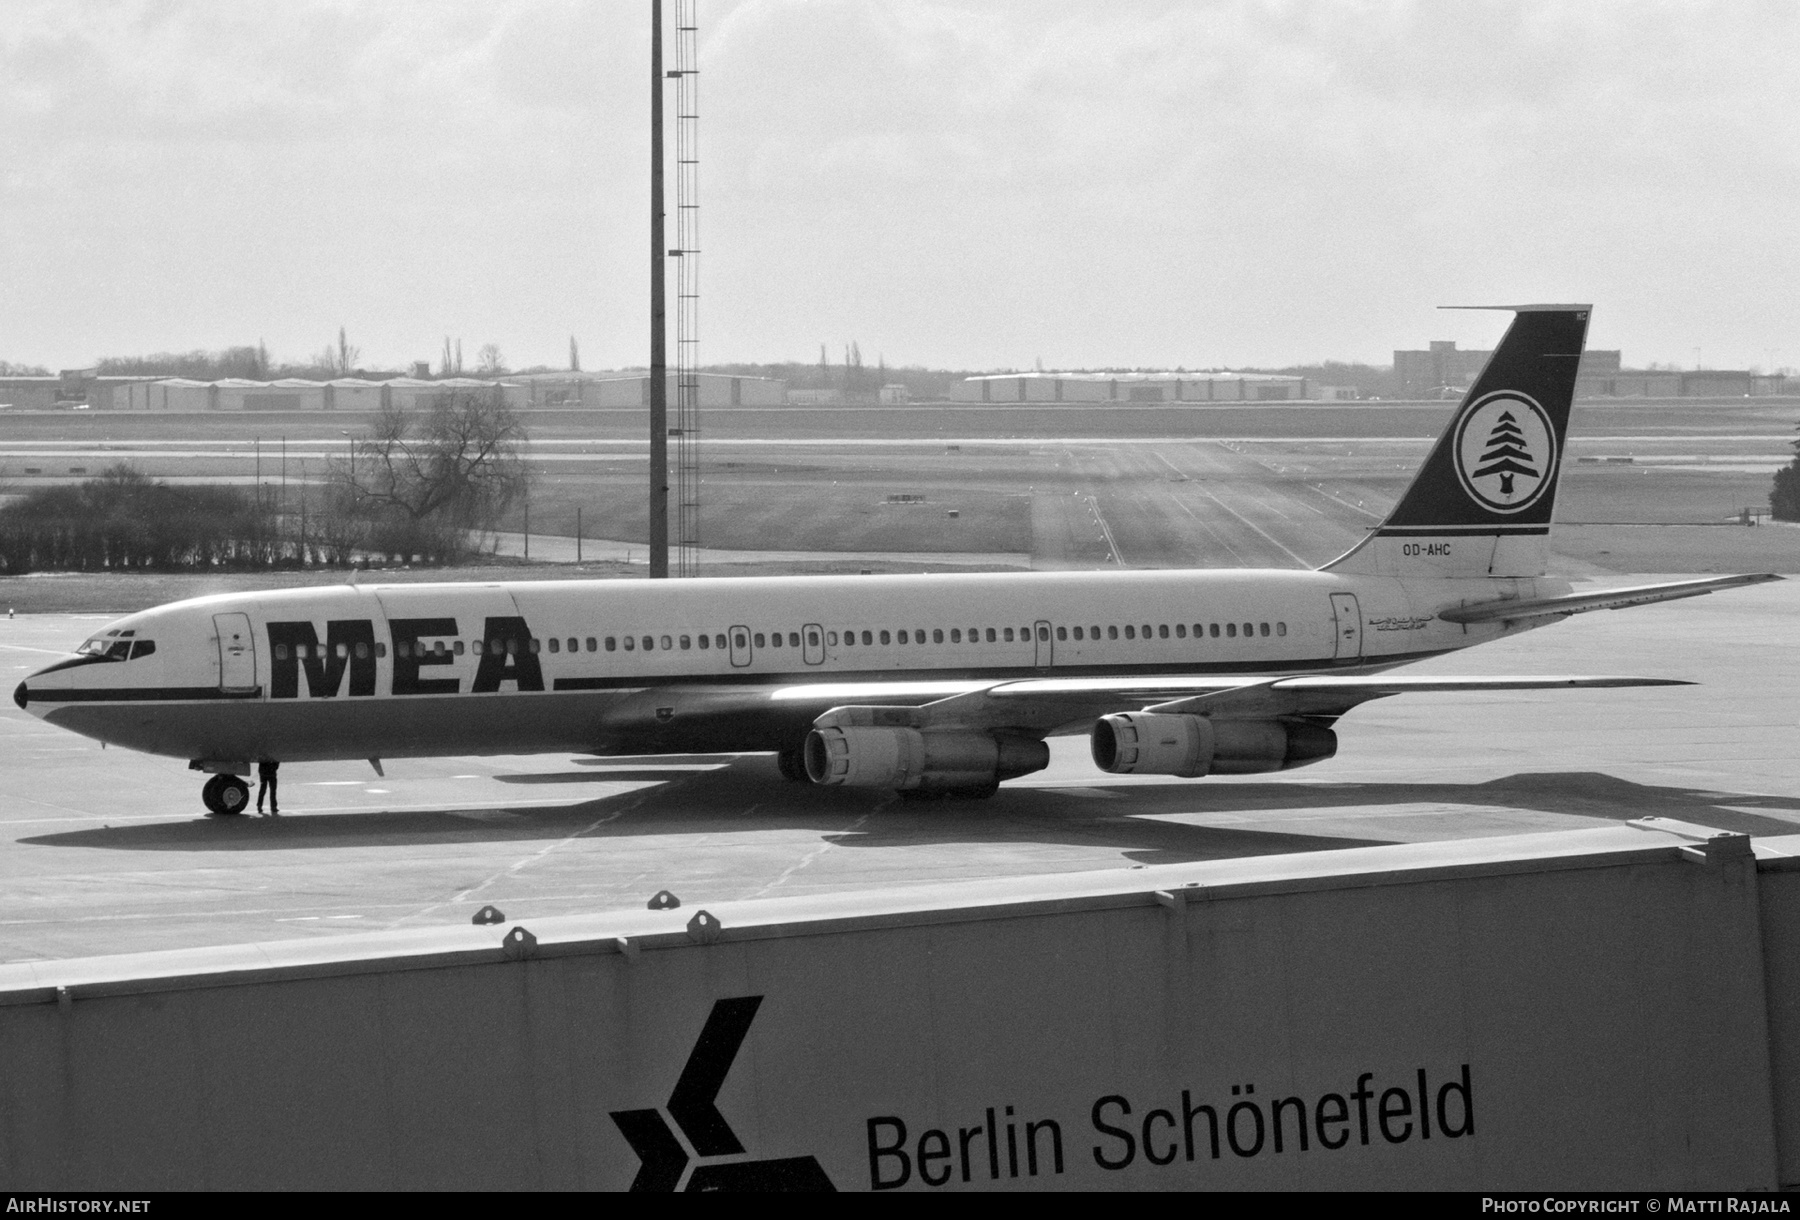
[19,757,1800,859]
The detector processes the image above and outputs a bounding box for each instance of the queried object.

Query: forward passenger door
[213,612,259,694]
[802,623,825,666]
[1033,619,1054,669]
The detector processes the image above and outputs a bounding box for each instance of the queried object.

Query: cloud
[0,1,1795,369]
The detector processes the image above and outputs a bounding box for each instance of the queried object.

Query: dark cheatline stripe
[23,686,262,704]
[1376,525,1549,537]
[540,652,1454,695]
[25,649,1458,707]
[27,654,120,677]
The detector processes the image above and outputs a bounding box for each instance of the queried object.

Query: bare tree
[845,341,865,393]
[440,336,454,377]
[477,343,505,375]
[335,391,529,561]
[336,326,360,376]
[569,335,581,372]
[99,347,265,379]
[313,478,368,566]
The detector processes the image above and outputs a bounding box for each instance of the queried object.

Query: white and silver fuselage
[15,567,1549,767]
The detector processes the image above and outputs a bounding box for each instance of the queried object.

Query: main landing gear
[201,774,251,816]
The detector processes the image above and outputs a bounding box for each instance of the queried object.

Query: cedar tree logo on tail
[611,995,835,1191]
[1454,390,1557,513]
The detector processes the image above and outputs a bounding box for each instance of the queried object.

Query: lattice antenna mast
[648,0,668,579]
[670,0,701,576]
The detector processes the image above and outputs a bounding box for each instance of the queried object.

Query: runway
[1,576,1794,963]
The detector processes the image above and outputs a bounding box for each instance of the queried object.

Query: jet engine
[805,725,1050,792]
[1090,713,1336,777]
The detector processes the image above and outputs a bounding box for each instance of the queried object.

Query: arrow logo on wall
[610,995,836,1191]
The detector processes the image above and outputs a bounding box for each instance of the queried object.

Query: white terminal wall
[950,375,1308,404]
[568,373,788,408]
[99,375,786,412]
[0,823,1792,1190]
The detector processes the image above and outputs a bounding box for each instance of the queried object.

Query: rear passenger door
[1033,619,1054,669]
[802,623,825,666]
[1330,593,1363,659]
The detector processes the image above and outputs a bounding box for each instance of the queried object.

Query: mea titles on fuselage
[13,307,1778,815]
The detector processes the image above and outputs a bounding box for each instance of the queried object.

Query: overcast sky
[2,0,1796,373]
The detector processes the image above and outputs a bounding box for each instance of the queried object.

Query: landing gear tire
[775,746,808,783]
[203,774,251,816]
[218,776,251,815]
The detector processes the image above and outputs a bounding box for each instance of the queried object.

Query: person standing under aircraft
[256,759,280,816]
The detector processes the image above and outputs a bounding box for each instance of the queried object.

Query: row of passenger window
[805,621,1287,646]
[276,641,385,661]
[275,620,1291,663]
[543,620,1290,653]
[1057,621,1286,641]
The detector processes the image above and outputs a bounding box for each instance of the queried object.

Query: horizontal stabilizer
[1271,674,1693,691]
[1439,303,1594,313]
[1438,573,1781,625]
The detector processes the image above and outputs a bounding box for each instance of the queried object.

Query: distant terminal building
[950,371,1314,404]
[4,370,787,412]
[1398,342,1628,397]
[1393,341,1500,398]
[1585,368,1789,398]
[120,377,528,412]
[1395,341,1789,398]
[0,377,61,411]
[511,372,787,408]
[0,373,163,411]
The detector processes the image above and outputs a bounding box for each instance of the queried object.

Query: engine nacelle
[1090,713,1336,777]
[805,725,1050,791]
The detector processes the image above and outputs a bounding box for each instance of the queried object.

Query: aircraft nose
[12,682,26,710]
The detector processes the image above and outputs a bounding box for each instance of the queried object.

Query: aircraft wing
[792,672,1692,737]
[1438,573,1780,625]
[590,670,1692,751]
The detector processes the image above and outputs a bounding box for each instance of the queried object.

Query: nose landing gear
[201,774,251,816]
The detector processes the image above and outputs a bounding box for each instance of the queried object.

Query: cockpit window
[75,634,154,661]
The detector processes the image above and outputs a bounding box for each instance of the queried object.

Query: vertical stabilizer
[1326,305,1590,579]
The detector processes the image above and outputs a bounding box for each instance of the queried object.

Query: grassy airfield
[4,397,1799,614]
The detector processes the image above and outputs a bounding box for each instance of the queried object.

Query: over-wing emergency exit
[15,306,1777,813]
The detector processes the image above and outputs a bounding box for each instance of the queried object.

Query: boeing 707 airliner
[14,306,1777,814]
